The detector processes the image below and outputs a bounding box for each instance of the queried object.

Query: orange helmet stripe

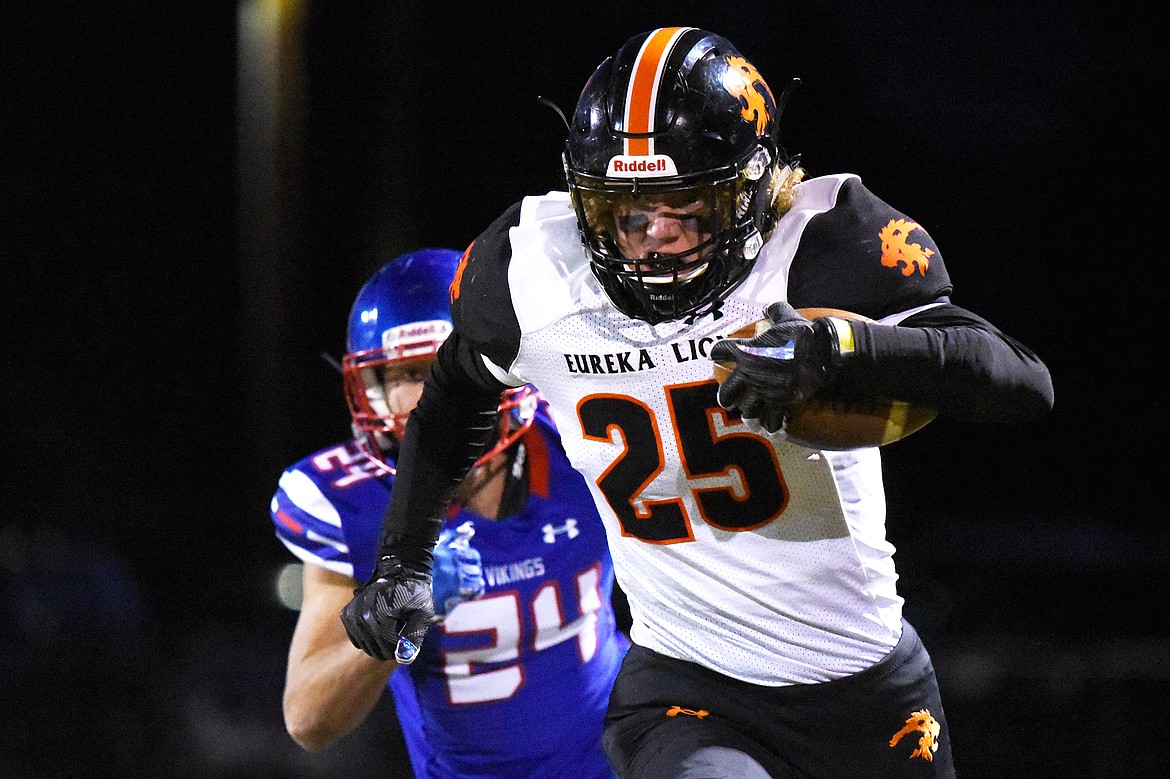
[624,27,693,157]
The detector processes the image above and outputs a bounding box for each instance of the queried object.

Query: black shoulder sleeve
[834,303,1054,423]
[786,178,1052,422]
[450,201,525,372]
[376,200,529,569]
[375,330,509,571]
[788,177,953,319]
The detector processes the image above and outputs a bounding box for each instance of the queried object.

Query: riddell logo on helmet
[606,154,679,178]
[383,320,452,355]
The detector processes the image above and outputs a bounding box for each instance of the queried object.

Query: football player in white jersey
[341,29,1053,778]
[275,249,627,778]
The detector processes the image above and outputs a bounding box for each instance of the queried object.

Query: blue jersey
[271,408,627,778]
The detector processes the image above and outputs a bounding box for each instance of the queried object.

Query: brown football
[712,307,937,450]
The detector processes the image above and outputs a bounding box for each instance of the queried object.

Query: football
[712,307,937,450]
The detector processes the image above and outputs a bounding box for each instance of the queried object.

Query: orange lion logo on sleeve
[888,708,941,761]
[879,219,934,277]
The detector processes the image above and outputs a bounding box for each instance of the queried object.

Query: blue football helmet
[343,248,537,470]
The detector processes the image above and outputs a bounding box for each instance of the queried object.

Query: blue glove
[431,521,486,619]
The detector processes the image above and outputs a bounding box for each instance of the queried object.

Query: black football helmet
[565,27,794,324]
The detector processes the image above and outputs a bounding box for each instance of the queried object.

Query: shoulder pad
[450,202,524,371]
[788,177,952,319]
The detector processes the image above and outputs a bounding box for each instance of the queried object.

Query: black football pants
[602,620,955,778]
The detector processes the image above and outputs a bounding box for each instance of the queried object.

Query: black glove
[341,555,438,663]
[710,302,848,432]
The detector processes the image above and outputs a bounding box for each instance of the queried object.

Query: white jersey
[453,174,956,685]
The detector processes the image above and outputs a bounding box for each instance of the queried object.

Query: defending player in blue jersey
[271,248,627,778]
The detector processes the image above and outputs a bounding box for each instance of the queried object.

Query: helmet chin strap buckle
[743,231,763,260]
[744,147,772,180]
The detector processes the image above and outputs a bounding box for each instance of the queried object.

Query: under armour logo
[666,705,708,718]
[542,518,579,544]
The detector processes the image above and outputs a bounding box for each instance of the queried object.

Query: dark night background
[3,1,1166,776]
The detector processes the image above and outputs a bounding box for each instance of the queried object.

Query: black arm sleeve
[375,330,509,573]
[833,303,1054,422]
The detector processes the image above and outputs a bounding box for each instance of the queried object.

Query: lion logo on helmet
[724,56,774,136]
